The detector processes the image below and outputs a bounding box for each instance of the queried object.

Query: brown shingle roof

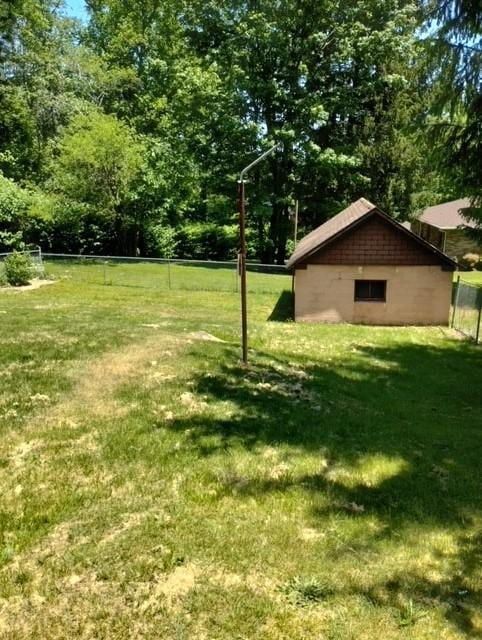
[286,197,456,269]
[286,198,377,269]
[418,198,476,230]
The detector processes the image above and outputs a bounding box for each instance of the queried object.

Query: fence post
[475,305,482,345]
[167,259,171,290]
[451,275,460,328]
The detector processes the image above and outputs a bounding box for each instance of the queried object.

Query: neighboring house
[412,198,481,260]
[286,198,456,325]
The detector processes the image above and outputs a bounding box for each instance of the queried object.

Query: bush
[459,252,480,271]
[0,174,30,251]
[3,252,32,286]
[176,223,243,260]
[148,224,178,258]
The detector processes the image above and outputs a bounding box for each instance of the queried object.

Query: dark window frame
[354,279,387,302]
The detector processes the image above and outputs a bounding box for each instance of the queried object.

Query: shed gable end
[304,214,446,266]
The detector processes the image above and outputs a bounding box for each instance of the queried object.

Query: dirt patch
[299,527,324,542]
[9,440,43,468]
[44,333,187,422]
[139,563,201,613]
[190,331,225,343]
[208,567,275,595]
[100,512,147,544]
[0,279,56,292]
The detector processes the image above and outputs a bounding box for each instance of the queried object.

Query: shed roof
[286,197,456,269]
[287,198,376,269]
[418,198,476,230]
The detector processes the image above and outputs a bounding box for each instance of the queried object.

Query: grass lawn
[454,270,482,286]
[0,263,481,639]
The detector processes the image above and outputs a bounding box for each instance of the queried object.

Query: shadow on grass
[167,337,482,636]
[267,289,294,321]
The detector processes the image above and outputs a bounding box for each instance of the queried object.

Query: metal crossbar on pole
[237,143,281,364]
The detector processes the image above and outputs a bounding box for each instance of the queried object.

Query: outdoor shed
[411,197,481,260]
[287,198,456,325]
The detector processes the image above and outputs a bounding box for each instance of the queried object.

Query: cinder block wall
[294,265,453,325]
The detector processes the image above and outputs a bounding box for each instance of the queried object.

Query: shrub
[3,252,32,286]
[148,224,178,258]
[0,174,29,251]
[176,223,245,260]
[459,252,480,271]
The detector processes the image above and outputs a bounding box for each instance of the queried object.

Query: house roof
[418,198,476,230]
[287,198,377,269]
[286,197,457,269]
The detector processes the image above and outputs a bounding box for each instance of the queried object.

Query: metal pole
[294,199,299,247]
[475,304,482,345]
[237,143,280,364]
[451,275,460,328]
[238,180,248,364]
[167,258,171,289]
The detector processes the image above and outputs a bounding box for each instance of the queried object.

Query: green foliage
[0,174,30,251]
[398,599,428,627]
[0,0,479,260]
[176,223,243,260]
[147,224,178,258]
[280,576,329,606]
[421,1,481,223]
[3,251,33,286]
[51,111,144,214]
[48,110,146,253]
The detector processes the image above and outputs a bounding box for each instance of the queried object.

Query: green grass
[0,263,481,639]
[454,270,482,286]
[45,258,289,294]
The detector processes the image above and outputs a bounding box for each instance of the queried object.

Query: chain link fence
[452,277,482,343]
[42,253,290,296]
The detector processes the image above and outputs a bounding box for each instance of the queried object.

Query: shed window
[355,280,386,302]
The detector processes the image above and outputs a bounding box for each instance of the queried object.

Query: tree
[0,1,77,180]
[0,174,30,251]
[422,0,481,224]
[83,0,258,256]
[50,110,145,253]
[184,0,424,262]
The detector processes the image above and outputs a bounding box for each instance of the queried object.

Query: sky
[65,0,88,22]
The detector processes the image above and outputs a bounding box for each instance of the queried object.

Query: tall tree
[184,0,424,262]
[49,110,145,253]
[85,0,252,227]
[423,0,481,223]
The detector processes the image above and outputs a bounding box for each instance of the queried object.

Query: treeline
[0,1,480,262]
